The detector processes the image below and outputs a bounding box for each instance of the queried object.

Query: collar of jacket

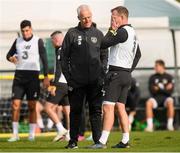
[77,22,95,31]
[55,45,62,50]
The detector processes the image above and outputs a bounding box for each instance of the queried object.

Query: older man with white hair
[61,4,108,149]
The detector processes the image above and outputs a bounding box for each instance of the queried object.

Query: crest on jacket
[91,37,97,43]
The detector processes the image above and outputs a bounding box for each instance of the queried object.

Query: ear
[29,27,33,32]
[77,15,80,20]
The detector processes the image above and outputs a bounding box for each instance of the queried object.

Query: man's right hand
[9,56,18,64]
[166,83,173,91]
[110,17,118,31]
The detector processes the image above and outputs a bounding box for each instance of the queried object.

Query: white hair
[77,4,91,17]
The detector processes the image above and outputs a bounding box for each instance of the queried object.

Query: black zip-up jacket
[61,23,108,88]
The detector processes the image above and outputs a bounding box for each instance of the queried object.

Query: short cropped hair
[20,20,31,29]
[77,4,91,17]
[155,59,165,67]
[50,31,62,37]
[111,6,129,18]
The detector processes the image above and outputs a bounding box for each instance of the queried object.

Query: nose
[85,18,89,23]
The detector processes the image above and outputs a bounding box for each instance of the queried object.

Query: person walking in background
[45,31,70,141]
[126,77,140,131]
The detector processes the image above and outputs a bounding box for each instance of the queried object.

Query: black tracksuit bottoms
[68,83,103,144]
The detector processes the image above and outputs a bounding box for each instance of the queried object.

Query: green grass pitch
[0,131,180,152]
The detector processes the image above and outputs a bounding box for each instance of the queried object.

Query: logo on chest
[24,45,31,50]
[91,37,97,44]
[162,79,168,84]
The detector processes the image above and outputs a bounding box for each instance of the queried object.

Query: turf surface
[0,131,180,152]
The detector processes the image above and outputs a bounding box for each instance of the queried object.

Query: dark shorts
[103,70,131,104]
[149,95,174,108]
[154,96,167,107]
[47,83,69,106]
[12,70,40,100]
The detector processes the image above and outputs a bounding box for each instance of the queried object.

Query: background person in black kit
[6,20,49,142]
[45,31,70,142]
[145,59,175,132]
[61,4,108,149]
[125,77,140,131]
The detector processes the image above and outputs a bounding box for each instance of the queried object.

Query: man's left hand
[166,83,173,90]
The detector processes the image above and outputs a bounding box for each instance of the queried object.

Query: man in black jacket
[61,4,108,149]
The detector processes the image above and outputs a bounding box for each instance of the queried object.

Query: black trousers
[78,100,86,136]
[68,83,103,144]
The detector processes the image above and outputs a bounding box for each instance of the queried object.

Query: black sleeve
[53,50,61,85]
[101,28,128,49]
[156,74,174,96]
[6,39,17,61]
[61,31,72,82]
[100,48,108,72]
[158,87,173,96]
[131,45,141,72]
[38,39,48,76]
[99,32,108,73]
[159,88,173,96]
[162,74,174,95]
[149,75,156,96]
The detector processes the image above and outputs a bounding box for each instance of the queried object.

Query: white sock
[29,123,36,138]
[56,122,66,133]
[122,132,129,144]
[99,130,110,145]
[65,130,70,140]
[12,122,19,136]
[167,118,173,127]
[128,114,134,124]
[37,118,44,129]
[147,118,153,128]
[47,118,54,129]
